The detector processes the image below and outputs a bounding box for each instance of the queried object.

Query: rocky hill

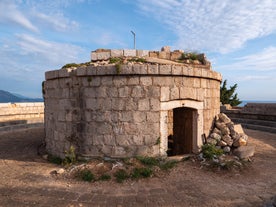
[0,90,43,103]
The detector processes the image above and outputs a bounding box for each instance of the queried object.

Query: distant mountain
[0,90,43,103]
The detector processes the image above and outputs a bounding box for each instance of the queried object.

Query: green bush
[63,146,77,165]
[80,169,95,182]
[109,57,121,64]
[159,160,178,171]
[189,53,198,60]
[131,167,153,179]
[129,57,146,63]
[114,169,129,183]
[99,174,111,181]
[62,63,79,69]
[47,154,63,165]
[136,156,159,166]
[201,144,223,159]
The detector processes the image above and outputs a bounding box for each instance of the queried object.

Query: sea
[239,100,276,107]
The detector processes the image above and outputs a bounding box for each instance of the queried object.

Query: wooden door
[172,107,194,155]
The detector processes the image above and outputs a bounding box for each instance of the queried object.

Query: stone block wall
[44,62,221,159]
[0,102,44,122]
[0,102,44,132]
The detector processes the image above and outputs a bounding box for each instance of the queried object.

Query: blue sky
[0,0,276,100]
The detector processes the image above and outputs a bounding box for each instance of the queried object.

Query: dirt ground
[0,127,275,207]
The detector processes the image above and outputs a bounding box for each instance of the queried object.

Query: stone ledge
[45,65,222,82]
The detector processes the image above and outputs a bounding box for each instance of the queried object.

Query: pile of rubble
[207,113,249,154]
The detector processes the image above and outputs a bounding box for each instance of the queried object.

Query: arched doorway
[160,100,204,156]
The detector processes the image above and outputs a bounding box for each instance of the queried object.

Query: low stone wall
[221,103,276,121]
[0,102,44,132]
[221,103,276,133]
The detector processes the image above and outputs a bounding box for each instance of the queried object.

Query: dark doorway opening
[167,107,195,156]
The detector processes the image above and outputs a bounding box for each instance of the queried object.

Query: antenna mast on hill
[131,31,136,49]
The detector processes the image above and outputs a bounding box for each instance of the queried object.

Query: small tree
[220,80,242,106]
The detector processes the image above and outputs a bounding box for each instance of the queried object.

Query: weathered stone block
[170,87,179,100]
[123,49,136,57]
[159,51,170,59]
[58,69,70,78]
[91,52,97,61]
[159,65,172,74]
[131,86,144,98]
[120,65,132,74]
[103,135,116,145]
[76,66,87,76]
[132,135,144,145]
[149,51,158,58]
[160,87,170,101]
[116,135,132,146]
[170,51,182,61]
[147,86,160,98]
[140,77,152,86]
[86,65,97,76]
[125,98,138,110]
[193,78,201,88]
[101,77,113,86]
[97,65,116,75]
[172,65,182,75]
[133,111,146,123]
[146,112,159,122]
[45,70,59,80]
[97,123,112,135]
[120,111,133,122]
[93,135,104,145]
[118,86,130,98]
[180,87,196,99]
[127,77,139,85]
[138,99,150,111]
[97,51,110,60]
[111,49,123,57]
[86,98,97,110]
[84,88,96,98]
[84,76,98,87]
[161,46,170,52]
[196,88,204,101]
[132,64,147,74]
[113,146,127,157]
[111,98,126,111]
[150,99,160,111]
[137,50,149,57]
[148,64,159,74]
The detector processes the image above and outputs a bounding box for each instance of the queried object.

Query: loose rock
[218,113,231,123]
[233,146,255,159]
[223,146,231,153]
[209,133,221,141]
[222,135,233,146]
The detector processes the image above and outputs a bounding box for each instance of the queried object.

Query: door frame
[159,100,204,156]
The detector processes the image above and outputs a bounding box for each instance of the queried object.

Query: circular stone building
[44,47,222,159]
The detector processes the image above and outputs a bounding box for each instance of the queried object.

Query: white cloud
[15,34,85,65]
[0,34,86,81]
[219,47,276,71]
[32,11,79,32]
[136,0,276,53]
[0,0,39,32]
